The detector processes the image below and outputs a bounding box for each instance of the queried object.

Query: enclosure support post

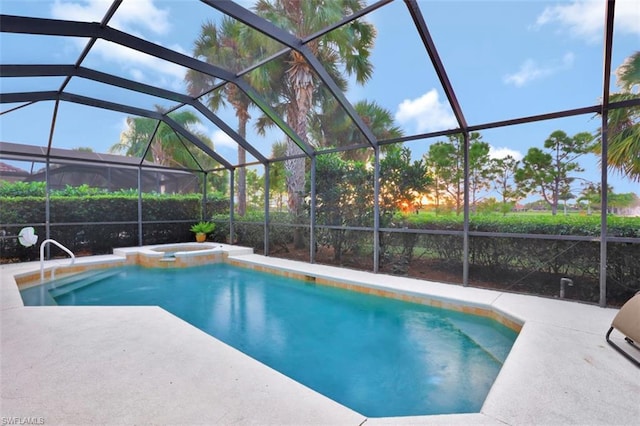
[137,167,143,246]
[229,168,235,245]
[310,156,316,264]
[462,131,470,287]
[373,146,380,273]
[264,163,270,256]
[599,0,615,307]
[599,125,609,307]
[202,171,208,221]
[44,99,58,258]
[44,159,51,259]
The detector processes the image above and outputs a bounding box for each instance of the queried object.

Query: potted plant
[190,221,215,243]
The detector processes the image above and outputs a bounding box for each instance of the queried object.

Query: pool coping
[1,246,639,425]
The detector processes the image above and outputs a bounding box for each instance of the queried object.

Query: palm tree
[253,0,376,247]
[186,18,268,216]
[111,115,156,158]
[310,99,403,162]
[111,110,212,170]
[616,52,640,93]
[268,141,288,211]
[595,51,640,181]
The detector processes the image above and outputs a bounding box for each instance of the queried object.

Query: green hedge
[399,212,640,237]
[2,192,638,305]
[211,211,296,251]
[0,193,228,262]
[0,197,46,224]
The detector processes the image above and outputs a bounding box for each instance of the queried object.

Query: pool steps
[48,269,120,298]
[20,286,57,306]
[447,317,514,364]
[20,269,120,304]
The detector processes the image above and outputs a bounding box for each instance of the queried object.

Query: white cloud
[615,0,640,35]
[116,0,170,35]
[211,130,237,150]
[89,39,187,86]
[504,52,575,87]
[489,146,523,161]
[503,59,551,87]
[534,0,640,43]
[534,0,603,42]
[394,89,457,133]
[51,1,184,87]
[52,0,170,35]
[129,68,145,82]
[51,0,108,22]
[562,52,576,67]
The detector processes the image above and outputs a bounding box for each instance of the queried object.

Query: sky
[0,0,638,200]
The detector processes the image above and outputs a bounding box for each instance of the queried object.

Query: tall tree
[594,51,640,181]
[558,187,576,216]
[468,140,492,213]
[425,136,464,213]
[577,183,638,215]
[309,99,403,162]
[609,192,640,215]
[379,145,431,222]
[245,168,265,210]
[378,145,431,270]
[186,18,268,216]
[489,155,521,216]
[424,141,454,213]
[268,141,288,212]
[111,110,211,170]
[577,182,601,215]
[516,130,594,215]
[313,152,370,261]
[253,0,376,247]
[423,132,487,215]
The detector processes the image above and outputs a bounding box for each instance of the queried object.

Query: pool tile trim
[226,257,523,332]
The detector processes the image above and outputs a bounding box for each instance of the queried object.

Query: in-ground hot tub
[113,242,252,268]
[150,242,223,254]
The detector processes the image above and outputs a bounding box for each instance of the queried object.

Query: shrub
[0,185,229,262]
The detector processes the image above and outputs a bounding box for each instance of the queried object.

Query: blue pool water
[21,264,518,417]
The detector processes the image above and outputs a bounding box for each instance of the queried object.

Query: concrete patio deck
[1,250,639,425]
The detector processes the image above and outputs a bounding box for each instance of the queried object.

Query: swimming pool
[21,263,518,417]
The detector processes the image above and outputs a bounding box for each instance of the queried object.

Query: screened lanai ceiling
[1,0,639,189]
